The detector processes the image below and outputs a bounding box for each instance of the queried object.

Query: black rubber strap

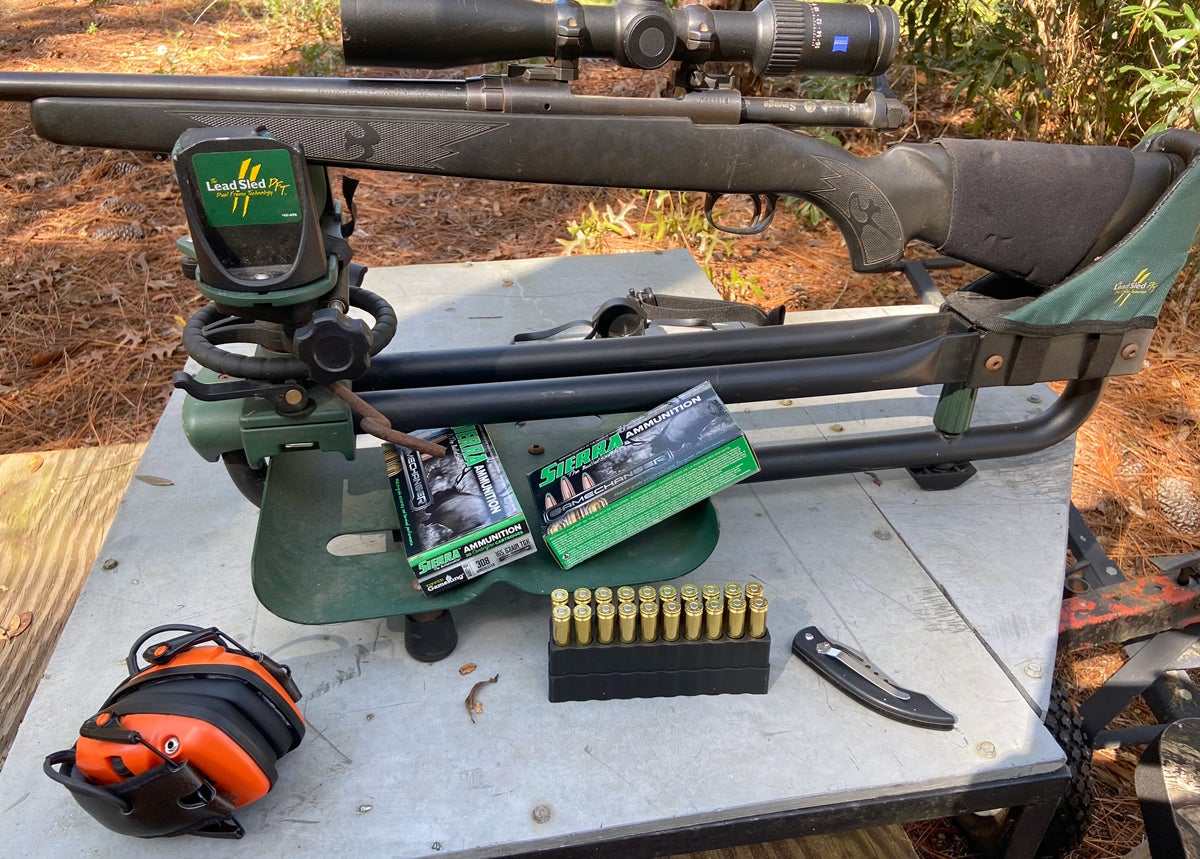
[340,176,360,238]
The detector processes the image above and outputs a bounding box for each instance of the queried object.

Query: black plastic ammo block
[547,630,770,702]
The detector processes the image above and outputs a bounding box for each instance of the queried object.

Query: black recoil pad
[936,139,1135,287]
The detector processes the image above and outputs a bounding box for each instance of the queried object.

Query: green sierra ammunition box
[529,382,759,569]
[384,425,536,595]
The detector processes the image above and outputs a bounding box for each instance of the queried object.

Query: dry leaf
[137,344,178,361]
[458,663,477,676]
[1,610,33,642]
[135,474,174,486]
[27,455,44,474]
[465,673,499,724]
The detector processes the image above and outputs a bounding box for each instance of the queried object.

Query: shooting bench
[0,250,1073,856]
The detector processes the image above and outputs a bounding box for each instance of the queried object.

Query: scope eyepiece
[341,0,899,78]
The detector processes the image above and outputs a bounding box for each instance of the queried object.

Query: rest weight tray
[253,415,720,623]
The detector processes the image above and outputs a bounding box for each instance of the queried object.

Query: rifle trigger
[704,193,777,236]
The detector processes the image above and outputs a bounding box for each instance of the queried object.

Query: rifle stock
[0,70,1186,285]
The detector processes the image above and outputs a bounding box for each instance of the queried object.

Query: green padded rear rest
[943,130,1200,337]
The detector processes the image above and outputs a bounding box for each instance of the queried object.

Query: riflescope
[341,0,899,77]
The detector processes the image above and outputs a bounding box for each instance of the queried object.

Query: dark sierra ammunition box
[528,382,760,569]
[384,425,535,595]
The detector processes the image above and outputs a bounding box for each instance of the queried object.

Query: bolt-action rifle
[1,0,1198,489]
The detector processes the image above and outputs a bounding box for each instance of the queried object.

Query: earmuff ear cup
[118,674,303,758]
[107,687,281,791]
[103,655,305,753]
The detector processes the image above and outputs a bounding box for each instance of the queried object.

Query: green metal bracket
[180,370,355,466]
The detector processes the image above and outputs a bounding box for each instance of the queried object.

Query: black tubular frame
[352,307,1114,483]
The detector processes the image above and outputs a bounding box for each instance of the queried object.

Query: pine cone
[1157,477,1200,533]
[109,161,142,177]
[100,197,145,216]
[90,222,145,242]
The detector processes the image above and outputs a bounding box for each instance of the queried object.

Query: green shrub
[888,0,1199,143]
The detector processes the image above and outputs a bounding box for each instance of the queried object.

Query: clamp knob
[293,307,373,383]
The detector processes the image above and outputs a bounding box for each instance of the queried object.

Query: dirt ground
[2,1,1198,856]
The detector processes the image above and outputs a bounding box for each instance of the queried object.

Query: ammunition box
[529,382,759,569]
[547,581,770,702]
[548,627,771,702]
[385,424,536,596]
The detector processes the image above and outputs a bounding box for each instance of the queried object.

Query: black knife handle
[792,626,956,730]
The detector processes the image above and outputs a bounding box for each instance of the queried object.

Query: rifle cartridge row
[550,583,767,647]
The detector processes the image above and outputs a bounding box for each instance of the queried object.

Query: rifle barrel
[0,72,469,110]
[0,72,902,129]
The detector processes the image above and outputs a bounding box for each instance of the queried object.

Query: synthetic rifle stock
[0,70,1184,289]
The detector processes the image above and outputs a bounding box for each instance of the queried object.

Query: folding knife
[792,626,956,730]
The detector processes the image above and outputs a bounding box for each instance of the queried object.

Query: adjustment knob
[293,307,373,383]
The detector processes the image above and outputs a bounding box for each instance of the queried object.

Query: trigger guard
[705,193,777,236]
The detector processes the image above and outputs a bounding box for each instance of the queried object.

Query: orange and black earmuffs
[44,624,304,839]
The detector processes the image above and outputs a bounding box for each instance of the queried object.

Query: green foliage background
[887,0,1199,144]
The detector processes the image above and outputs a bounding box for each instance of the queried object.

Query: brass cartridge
[550,588,570,608]
[723,582,743,602]
[639,601,660,642]
[679,584,700,604]
[573,587,592,608]
[749,596,768,639]
[552,604,572,646]
[616,586,636,605]
[744,582,764,602]
[684,600,703,641]
[727,597,747,639]
[594,586,614,606]
[596,602,616,644]
[704,598,724,640]
[618,601,638,643]
[573,603,593,646]
[658,584,678,603]
[661,600,681,642]
[637,585,658,605]
[701,584,721,602]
